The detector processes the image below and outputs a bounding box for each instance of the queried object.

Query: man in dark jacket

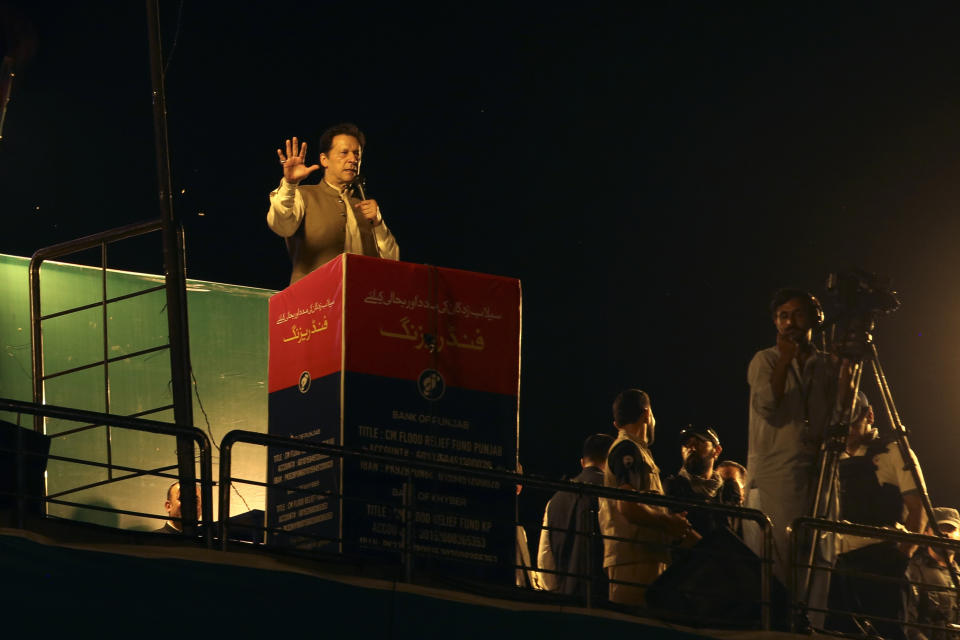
[664,426,741,537]
[537,433,614,602]
[154,481,200,533]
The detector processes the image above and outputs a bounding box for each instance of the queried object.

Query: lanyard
[788,356,815,432]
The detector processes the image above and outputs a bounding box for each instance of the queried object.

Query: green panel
[104,268,165,300]
[0,253,275,530]
[106,288,169,360]
[0,255,33,422]
[40,306,104,378]
[37,261,106,318]
[186,279,271,519]
[47,426,110,523]
[107,350,174,416]
[111,427,177,471]
[140,406,175,423]
[43,365,107,419]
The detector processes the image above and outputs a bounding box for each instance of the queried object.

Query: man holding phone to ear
[267,122,399,285]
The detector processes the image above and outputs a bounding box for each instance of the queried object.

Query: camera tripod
[798,336,959,634]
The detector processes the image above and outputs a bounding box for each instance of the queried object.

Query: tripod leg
[868,345,960,593]
[800,360,864,628]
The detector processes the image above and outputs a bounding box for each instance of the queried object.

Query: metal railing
[218,428,777,628]
[0,397,213,546]
[791,516,960,638]
[28,219,200,532]
[0,397,779,629]
[29,219,169,444]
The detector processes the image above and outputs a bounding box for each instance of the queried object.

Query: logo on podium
[417,369,445,401]
[298,371,311,394]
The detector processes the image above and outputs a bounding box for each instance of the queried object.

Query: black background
[4,3,960,526]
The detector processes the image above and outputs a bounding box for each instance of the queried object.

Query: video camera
[822,270,900,360]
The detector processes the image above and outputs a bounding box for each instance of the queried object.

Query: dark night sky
[4,3,960,518]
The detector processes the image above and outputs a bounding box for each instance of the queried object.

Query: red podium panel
[268,256,344,393]
[267,254,520,579]
[343,257,520,395]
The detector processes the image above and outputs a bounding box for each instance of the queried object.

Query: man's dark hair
[612,389,649,426]
[318,122,366,155]
[769,287,817,318]
[582,433,615,464]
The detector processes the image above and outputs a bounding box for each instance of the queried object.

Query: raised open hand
[277,136,320,184]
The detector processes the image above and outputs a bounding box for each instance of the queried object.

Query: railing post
[584,491,595,609]
[762,522,772,631]
[29,260,43,434]
[789,527,798,633]
[196,434,213,548]
[14,418,24,527]
[218,436,232,550]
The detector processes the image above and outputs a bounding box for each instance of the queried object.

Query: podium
[267,254,520,579]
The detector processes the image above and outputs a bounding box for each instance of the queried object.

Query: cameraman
[745,288,856,620]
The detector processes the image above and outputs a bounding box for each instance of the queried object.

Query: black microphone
[353,175,380,257]
[353,175,378,234]
[354,175,367,201]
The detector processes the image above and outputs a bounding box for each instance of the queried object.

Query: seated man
[537,433,614,602]
[663,426,741,538]
[905,507,960,640]
[154,481,201,534]
[826,400,927,640]
[598,389,698,608]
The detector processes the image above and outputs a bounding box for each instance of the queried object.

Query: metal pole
[869,345,959,592]
[145,0,196,535]
[0,55,15,142]
[762,522,772,631]
[101,242,114,481]
[584,491,595,610]
[14,407,24,527]
[29,262,43,433]
[800,359,863,614]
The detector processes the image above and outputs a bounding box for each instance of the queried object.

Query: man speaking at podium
[267,123,400,285]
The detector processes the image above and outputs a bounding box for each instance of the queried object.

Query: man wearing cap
[905,508,960,640]
[664,427,741,537]
[825,399,928,640]
[598,389,699,607]
[537,433,614,602]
